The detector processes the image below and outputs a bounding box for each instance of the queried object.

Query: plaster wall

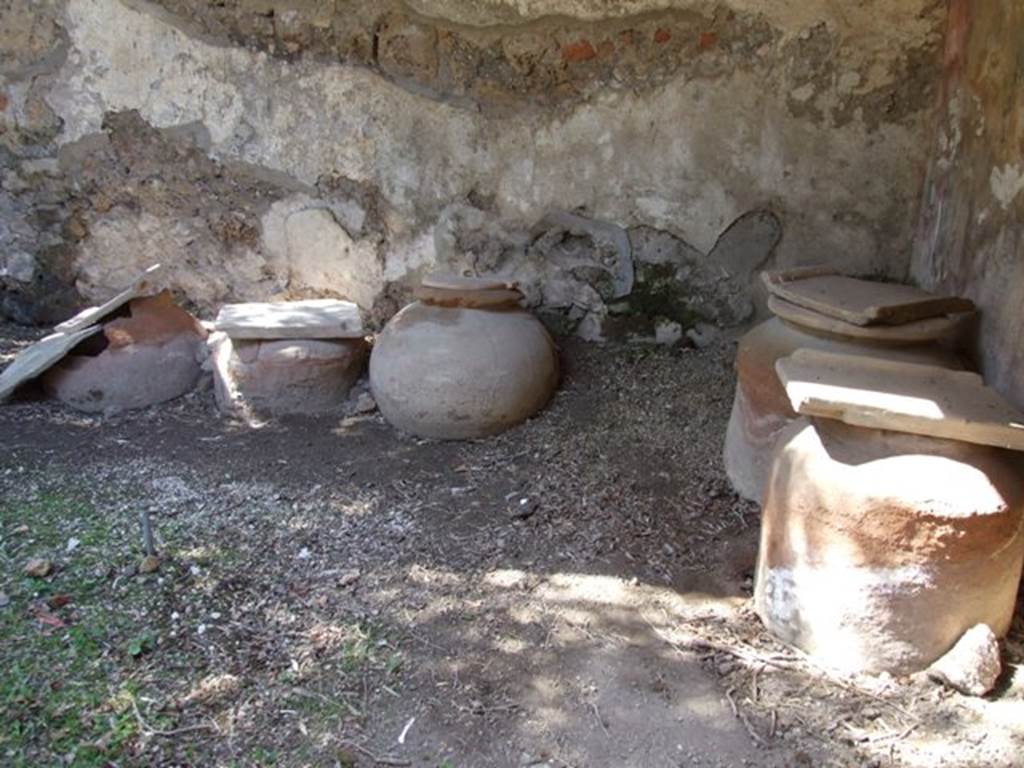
[2,0,947,341]
[912,0,1024,406]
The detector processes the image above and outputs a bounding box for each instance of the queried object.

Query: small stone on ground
[928,624,1002,697]
[23,558,53,578]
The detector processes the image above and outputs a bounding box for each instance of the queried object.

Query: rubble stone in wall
[1,0,947,339]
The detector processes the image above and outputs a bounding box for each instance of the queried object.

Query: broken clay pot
[41,292,207,413]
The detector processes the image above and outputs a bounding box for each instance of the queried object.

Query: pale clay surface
[42,335,204,413]
[370,303,559,440]
[755,418,1024,675]
[723,317,963,503]
[212,334,368,418]
[0,265,159,401]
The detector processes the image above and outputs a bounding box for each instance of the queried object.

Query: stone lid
[0,326,102,402]
[415,273,522,308]
[1,264,162,402]
[776,348,1024,451]
[762,266,975,326]
[54,264,163,334]
[214,299,364,340]
[420,273,515,291]
[768,295,970,344]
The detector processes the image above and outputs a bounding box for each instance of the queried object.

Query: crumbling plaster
[912,0,1024,407]
[2,0,947,340]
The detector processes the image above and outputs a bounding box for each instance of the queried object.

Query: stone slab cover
[762,266,974,326]
[420,274,515,291]
[0,264,162,402]
[214,299,364,340]
[416,272,522,308]
[0,326,103,402]
[776,349,1024,451]
[767,295,969,344]
[54,264,163,333]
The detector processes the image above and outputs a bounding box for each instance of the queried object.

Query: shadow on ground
[2,334,1022,767]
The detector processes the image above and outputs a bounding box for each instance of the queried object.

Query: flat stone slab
[0,326,103,401]
[762,266,974,326]
[54,264,162,334]
[214,300,364,340]
[776,349,1024,451]
[420,273,514,291]
[1,264,162,402]
[768,295,970,343]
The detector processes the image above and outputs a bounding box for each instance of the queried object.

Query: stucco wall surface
[913,0,1024,406]
[2,0,946,341]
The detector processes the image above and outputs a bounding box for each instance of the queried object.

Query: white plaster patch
[790,83,816,102]
[261,196,383,308]
[46,0,934,306]
[75,209,269,308]
[990,164,1024,211]
[382,231,437,282]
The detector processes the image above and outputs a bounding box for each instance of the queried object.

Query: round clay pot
[754,417,1024,675]
[723,315,966,503]
[212,335,368,418]
[370,278,558,440]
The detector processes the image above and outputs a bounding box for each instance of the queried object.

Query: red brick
[699,31,718,50]
[654,28,671,44]
[562,39,597,63]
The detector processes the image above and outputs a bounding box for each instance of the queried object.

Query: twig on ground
[725,687,739,717]
[725,688,765,745]
[339,740,411,766]
[739,710,767,745]
[590,701,610,737]
[291,686,362,717]
[130,695,217,738]
[140,508,155,556]
[647,617,918,724]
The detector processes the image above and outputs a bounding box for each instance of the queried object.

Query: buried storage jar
[724,277,972,504]
[370,274,559,440]
[754,416,1024,675]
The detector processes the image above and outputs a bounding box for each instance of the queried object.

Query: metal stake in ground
[139,509,160,573]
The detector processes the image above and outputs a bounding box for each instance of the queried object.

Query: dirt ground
[2,324,1024,768]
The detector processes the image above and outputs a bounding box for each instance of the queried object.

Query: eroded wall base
[2,0,946,339]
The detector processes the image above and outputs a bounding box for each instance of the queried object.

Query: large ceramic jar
[211,335,368,418]
[755,417,1024,675]
[370,275,559,440]
[723,298,968,502]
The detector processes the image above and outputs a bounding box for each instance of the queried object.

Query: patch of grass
[1,477,410,766]
[249,745,279,765]
[0,490,156,766]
